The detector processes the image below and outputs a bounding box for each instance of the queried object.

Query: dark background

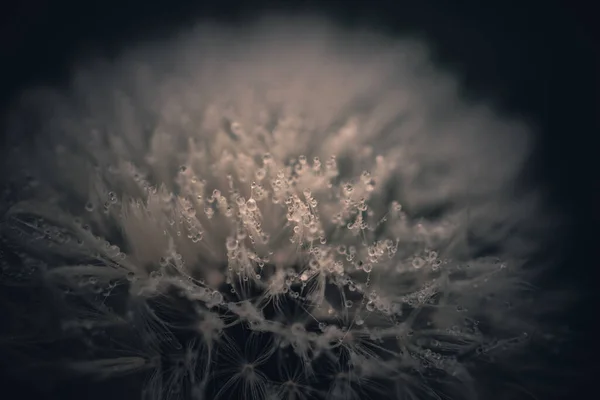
[0,0,597,399]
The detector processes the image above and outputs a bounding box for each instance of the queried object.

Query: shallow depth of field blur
[0,14,576,400]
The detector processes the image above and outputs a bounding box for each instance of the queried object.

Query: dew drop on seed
[226,237,239,251]
[246,198,257,211]
[412,257,425,269]
[255,168,266,180]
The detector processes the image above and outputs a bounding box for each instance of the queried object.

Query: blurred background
[0,0,596,399]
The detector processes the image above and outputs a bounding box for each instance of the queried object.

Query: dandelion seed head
[0,16,560,400]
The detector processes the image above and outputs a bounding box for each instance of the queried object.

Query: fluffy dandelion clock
[0,17,562,400]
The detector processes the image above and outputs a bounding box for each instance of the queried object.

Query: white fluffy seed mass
[1,16,558,400]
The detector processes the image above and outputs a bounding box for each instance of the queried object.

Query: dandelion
[0,17,559,400]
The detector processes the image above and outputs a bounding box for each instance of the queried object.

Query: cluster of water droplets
[0,20,546,399]
[1,125,531,399]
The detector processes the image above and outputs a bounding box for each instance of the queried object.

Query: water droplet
[226,237,239,251]
[412,257,425,269]
[246,198,257,211]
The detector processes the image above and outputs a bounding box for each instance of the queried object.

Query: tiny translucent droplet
[246,198,257,211]
[226,237,239,251]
